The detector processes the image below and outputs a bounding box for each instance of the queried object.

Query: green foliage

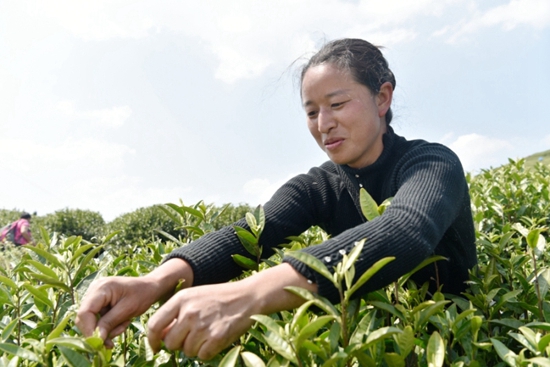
[104,205,185,245]
[0,209,24,227]
[233,205,265,271]
[38,209,106,242]
[1,159,550,366]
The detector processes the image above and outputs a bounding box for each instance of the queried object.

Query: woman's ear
[376,82,393,118]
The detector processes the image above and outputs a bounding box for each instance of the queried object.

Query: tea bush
[1,159,550,366]
[104,205,185,246]
[38,209,106,242]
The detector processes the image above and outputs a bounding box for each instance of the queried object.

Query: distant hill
[524,148,550,169]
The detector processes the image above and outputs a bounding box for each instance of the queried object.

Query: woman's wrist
[143,258,195,302]
[242,263,318,316]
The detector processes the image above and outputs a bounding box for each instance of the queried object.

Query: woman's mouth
[324,138,344,151]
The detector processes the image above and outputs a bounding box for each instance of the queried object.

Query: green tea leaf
[218,345,241,367]
[22,282,54,309]
[295,315,334,350]
[245,212,258,235]
[24,246,64,269]
[349,310,376,345]
[1,319,17,342]
[285,251,333,284]
[526,229,542,249]
[254,205,265,234]
[74,246,104,281]
[343,239,365,273]
[26,259,59,279]
[46,337,94,353]
[0,285,14,306]
[395,325,415,358]
[232,254,258,271]
[360,188,380,221]
[250,315,284,335]
[0,275,17,290]
[241,351,266,367]
[101,230,120,244]
[365,326,402,346]
[262,331,297,364]
[58,345,92,367]
[538,333,550,352]
[490,338,518,366]
[398,255,448,287]
[415,301,450,330]
[47,313,73,342]
[346,256,395,299]
[70,244,96,265]
[383,353,405,367]
[526,357,550,367]
[426,331,445,367]
[182,205,205,220]
[284,286,339,316]
[0,343,40,362]
[234,226,259,257]
[27,273,71,292]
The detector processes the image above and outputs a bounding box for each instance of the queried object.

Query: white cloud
[542,134,550,147]
[57,101,132,128]
[447,133,514,172]
[1,0,445,84]
[0,138,135,173]
[441,0,550,42]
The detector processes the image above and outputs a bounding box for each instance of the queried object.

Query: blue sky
[1,0,549,221]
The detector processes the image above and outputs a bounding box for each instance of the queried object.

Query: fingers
[76,278,140,342]
[147,285,255,361]
[147,297,182,353]
[75,285,110,337]
[109,320,132,339]
[94,301,135,340]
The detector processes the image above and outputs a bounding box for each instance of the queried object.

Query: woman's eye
[307,110,318,118]
[332,101,346,109]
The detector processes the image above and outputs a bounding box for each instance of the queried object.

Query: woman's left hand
[146,281,258,361]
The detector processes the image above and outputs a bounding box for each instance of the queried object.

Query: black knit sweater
[163,128,477,303]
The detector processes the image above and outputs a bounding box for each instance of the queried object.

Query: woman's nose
[317,110,336,133]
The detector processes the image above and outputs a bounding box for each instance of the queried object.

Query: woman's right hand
[75,276,160,347]
[75,258,194,348]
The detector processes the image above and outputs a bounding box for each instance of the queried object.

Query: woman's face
[301,63,392,169]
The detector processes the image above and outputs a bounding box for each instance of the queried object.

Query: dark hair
[300,38,396,124]
[20,212,31,220]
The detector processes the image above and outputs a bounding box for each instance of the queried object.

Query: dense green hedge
[1,203,253,246]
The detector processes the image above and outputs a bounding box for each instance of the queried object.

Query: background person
[76,38,477,361]
[0,212,34,246]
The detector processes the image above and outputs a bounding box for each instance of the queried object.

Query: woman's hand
[147,263,317,360]
[75,258,193,347]
[75,276,160,347]
[147,281,258,360]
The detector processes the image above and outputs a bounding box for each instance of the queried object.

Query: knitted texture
[163,127,477,303]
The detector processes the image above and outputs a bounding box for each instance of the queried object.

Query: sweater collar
[339,125,397,177]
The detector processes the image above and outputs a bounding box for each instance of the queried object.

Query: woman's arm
[284,145,474,301]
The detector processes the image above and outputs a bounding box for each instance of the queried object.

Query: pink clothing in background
[13,218,32,245]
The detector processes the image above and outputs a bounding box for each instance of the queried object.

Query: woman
[0,212,34,246]
[76,38,477,360]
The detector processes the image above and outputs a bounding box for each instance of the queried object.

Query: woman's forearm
[241,263,318,316]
